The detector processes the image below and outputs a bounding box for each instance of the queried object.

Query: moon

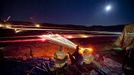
[105,5,112,12]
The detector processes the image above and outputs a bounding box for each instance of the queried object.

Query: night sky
[1,0,134,26]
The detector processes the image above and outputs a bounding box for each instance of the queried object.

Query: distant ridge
[0,21,125,32]
[89,25,125,32]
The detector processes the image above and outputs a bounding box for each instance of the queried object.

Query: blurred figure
[54,46,68,69]
[82,49,94,65]
[72,45,83,65]
[82,49,106,75]
[67,45,83,75]
[114,25,134,75]
[122,47,134,75]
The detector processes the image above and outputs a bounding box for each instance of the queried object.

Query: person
[82,49,107,75]
[122,47,134,75]
[67,46,83,75]
[82,49,94,65]
[54,46,68,69]
[72,45,83,65]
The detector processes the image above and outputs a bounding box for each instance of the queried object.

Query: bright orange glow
[79,47,94,54]
[80,35,88,38]
[88,48,93,52]
[35,24,40,28]
[0,24,3,27]
[83,35,88,38]
[67,35,73,39]
[79,48,85,54]
[5,24,12,28]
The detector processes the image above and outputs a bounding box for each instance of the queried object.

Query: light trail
[0,38,45,43]
[0,34,119,40]
[39,34,77,49]
[10,27,90,32]
[0,23,123,35]
[4,25,66,28]
[0,35,39,39]
[8,27,122,35]
[6,25,134,36]
[0,34,77,49]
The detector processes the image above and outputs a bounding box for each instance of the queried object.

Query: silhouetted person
[72,45,83,65]
[122,48,134,75]
[68,52,76,65]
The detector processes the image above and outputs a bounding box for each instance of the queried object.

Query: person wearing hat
[54,46,68,69]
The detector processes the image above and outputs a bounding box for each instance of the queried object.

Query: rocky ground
[1,54,124,75]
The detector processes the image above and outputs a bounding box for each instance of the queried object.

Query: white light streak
[39,34,77,49]
[0,39,44,43]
